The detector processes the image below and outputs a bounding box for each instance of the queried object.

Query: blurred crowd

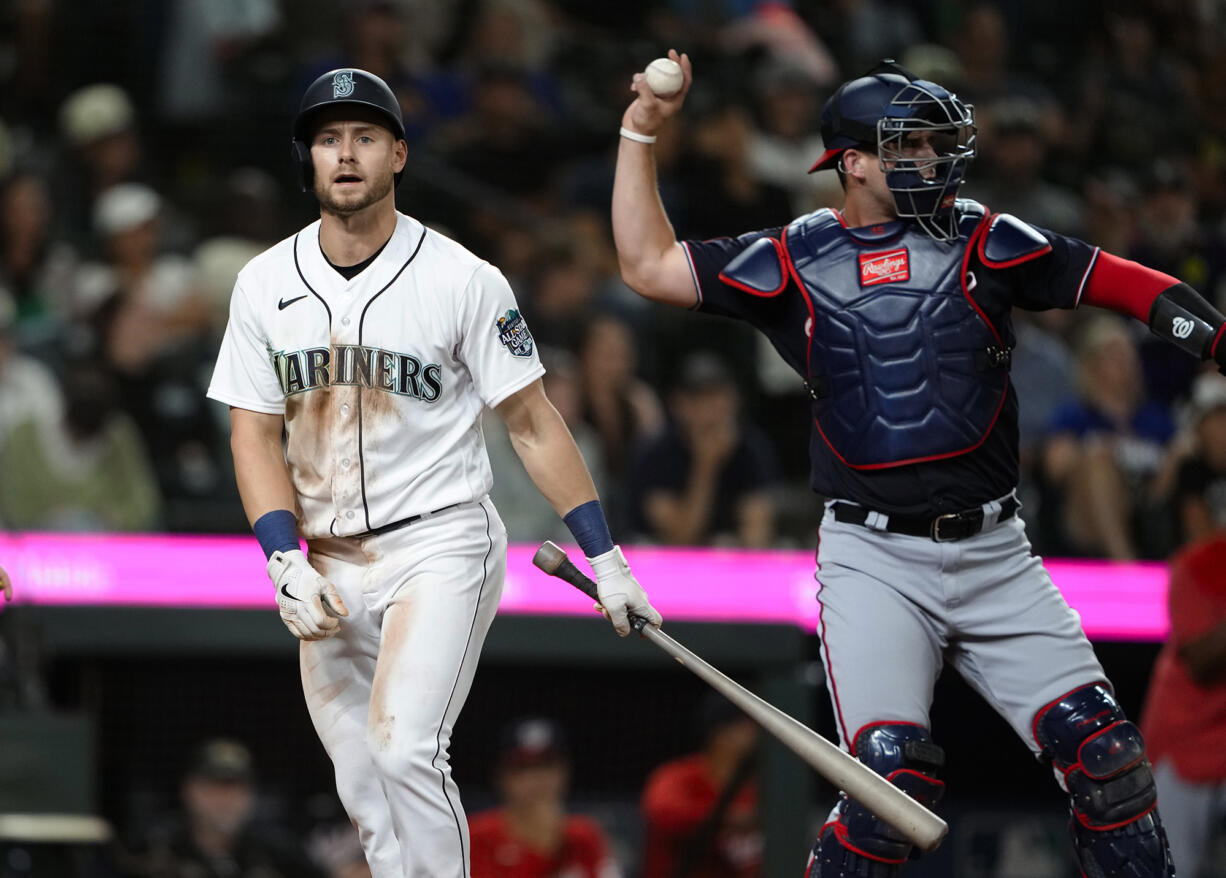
[26,702,762,878]
[3,0,1226,561]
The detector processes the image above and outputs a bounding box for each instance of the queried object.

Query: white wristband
[619,126,657,144]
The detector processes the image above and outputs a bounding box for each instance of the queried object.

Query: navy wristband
[563,500,615,558]
[253,509,299,560]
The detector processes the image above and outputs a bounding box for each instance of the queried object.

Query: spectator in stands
[0,288,62,451]
[629,352,777,547]
[0,169,78,340]
[55,84,146,250]
[641,693,761,878]
[1041,316,1177,560]
[745,61,841,215]
[1172,372,1226,547]
[0,357,160,531]
[81,183,229,529]
[129,738,325,878]
[676,104,793,241]
[520,235,602,350]
[1128,160,1226,405]
[962,97,1085,237]
[469,717,621,878]
[445,62,558,204]
[576,314,664,486]
[1079,9,1198,176]
[1140,530,1226,876]
[817,0,923,77]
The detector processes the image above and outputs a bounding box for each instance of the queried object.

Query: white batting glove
[588,546,662,636]
[267,549,349,641]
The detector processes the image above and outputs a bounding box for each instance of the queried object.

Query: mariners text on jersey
[269,343,443,401]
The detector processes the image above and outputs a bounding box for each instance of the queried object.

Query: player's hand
[267,549,349,641]
[622,49,692,137]
[0,566,11,603]
[588,546,662,636]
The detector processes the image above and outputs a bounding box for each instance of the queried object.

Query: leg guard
[806,723,945,878]
[1033,684,1175,878]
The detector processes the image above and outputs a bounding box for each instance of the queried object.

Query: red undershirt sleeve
[1081,251,1181,321]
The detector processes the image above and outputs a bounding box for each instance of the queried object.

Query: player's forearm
[508,404,599,516]
[1084,253,1226,370]
[612,139,682,298]
[229,412,296,527]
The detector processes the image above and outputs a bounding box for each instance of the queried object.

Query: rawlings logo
[859,248,910,287]
[332,70,355,99]
[496,308,534,357]
[1172,316,1195,339]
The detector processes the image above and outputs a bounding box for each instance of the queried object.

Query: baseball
[645,57,684,97]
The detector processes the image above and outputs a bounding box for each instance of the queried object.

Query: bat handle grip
[533,542,653,633]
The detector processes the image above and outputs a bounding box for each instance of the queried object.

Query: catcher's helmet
[809,61,976,241]
[291,68,406,192]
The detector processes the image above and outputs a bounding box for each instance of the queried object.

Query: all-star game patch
[496,308,534,357]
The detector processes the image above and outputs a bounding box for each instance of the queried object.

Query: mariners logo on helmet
[332,70,355,99]
[496,309,534,357]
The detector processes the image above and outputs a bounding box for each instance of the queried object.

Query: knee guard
[1034,684,1174,877]
[807,723,945,877]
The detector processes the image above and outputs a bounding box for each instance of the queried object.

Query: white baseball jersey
[208,212,544,539]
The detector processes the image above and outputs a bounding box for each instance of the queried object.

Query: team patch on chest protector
[495,308,534,357]
[269,344,442,401]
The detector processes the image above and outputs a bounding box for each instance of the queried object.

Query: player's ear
[393,139,408,175]
[843,148,871,183]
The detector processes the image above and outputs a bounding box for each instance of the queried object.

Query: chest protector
[726,203,1015,469]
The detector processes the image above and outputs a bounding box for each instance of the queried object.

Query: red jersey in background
[1141,534,1226,782]
[640,754,761,878]
[469,809,620,878]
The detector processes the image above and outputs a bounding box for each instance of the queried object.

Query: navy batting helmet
[291,68,406,192]
[809,61,976,240]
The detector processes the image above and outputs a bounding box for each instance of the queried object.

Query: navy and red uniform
[678,200,1206,876]
[685,202,1149,515]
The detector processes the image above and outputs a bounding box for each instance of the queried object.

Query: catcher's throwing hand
[267,549,349,641]
[0,566,11,602]
[588,546,663,636]
[623,48,693,138]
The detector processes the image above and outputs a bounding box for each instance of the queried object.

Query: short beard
[315,171,394,217]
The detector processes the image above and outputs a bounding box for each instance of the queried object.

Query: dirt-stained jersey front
[208,212,544,539]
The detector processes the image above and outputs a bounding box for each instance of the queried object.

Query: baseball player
[611,52,1226,877]
[207,68,661,878]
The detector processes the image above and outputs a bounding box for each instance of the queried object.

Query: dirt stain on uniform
[368,598,414,751]
[360,385,403,423]
[372,714,396,752]
[287,386,335,503]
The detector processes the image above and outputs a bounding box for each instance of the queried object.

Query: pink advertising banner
[0,533,1169,641]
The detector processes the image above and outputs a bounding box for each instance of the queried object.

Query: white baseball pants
[300,497,506,878]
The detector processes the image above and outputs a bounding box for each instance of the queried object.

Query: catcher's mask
[810,61,977,241]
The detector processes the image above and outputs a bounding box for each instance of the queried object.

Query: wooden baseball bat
[531,540,949,853]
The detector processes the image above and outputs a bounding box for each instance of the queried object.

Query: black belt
[364,503,461,537]
[831,495,1019,542]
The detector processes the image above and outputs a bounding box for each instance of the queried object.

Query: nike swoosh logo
[278,295,308,310]
[280,584,301,602]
